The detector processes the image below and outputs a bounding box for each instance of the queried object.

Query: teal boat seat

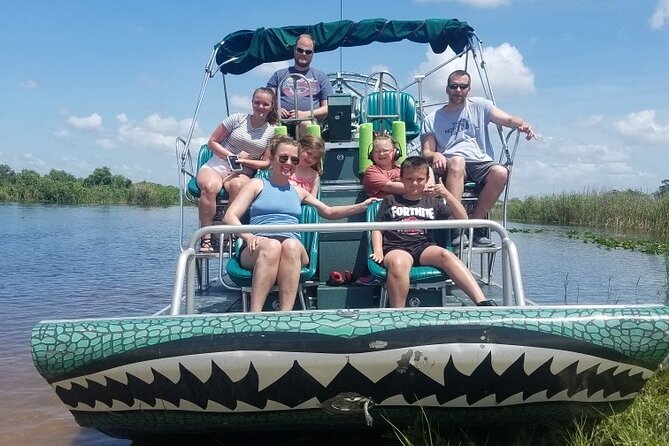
[226,204,320,311]
[364,91,420,142]
[187,144,230,200]
[366,201,452,307]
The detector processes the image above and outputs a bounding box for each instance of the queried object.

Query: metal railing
[171,219,525,315]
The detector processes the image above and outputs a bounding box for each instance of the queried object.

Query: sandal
[200,238,215,253]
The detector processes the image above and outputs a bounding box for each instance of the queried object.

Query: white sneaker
[473,235,495,247]
[452,233,469,247]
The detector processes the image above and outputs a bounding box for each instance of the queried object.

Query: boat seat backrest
[364,91,420,142]
[226,204,320,288]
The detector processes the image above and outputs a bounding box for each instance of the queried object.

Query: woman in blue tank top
[224,136,377,312]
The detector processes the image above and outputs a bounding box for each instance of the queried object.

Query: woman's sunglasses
[278,154,300,165]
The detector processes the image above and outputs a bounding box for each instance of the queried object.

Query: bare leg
[383,250,414,308]
[197,169,224,249]
[419,245,486,304]
[443,156,466,201]
[471,165,508,219]
[222,173,251,204]
[276,239,308,310]
[241,238,282,312]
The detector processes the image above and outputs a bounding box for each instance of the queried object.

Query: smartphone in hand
[228,155,243,171]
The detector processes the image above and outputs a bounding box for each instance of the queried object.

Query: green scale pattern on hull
[33,306,669,381]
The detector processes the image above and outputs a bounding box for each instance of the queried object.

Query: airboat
[31,18,669,440]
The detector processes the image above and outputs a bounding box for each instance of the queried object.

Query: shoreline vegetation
[493,186,669,242]
[0,164,179,206]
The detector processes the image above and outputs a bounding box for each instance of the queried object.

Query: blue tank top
[250,177,302,240]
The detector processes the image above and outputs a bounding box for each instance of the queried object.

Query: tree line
[0,164,179,206]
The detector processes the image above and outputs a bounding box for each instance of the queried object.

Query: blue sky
[2,0,669,197]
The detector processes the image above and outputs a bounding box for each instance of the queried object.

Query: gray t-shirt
[267,66,334,112]
[421,97,495,162]
[220,113,275,159]
[204,113,275,176]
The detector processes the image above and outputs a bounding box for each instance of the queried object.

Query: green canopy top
[214,18,475,75]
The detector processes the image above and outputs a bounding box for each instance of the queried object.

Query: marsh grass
[567,370,669,446]
[495,190,669,241]
[388,371,669,446]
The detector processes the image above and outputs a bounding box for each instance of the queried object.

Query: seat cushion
[187,177,230,199]
[366,200,450,283]
[226,204,319,287]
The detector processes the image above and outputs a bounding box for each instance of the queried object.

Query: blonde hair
[372,132,396,150]
[269,135,299,157]
[369,131,399,163]
[298,135,325,174]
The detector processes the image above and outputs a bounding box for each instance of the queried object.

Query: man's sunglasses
[448,83,470,90]
[278,154,300,165]
[295,47,314,55]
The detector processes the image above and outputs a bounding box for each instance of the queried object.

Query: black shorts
[384,241,436,265]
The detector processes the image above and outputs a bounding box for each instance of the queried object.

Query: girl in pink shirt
[290,135,324,196]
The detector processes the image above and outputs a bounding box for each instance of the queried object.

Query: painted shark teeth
[55,343,654,412]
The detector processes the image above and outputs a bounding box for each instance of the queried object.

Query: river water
[0,203,666,445]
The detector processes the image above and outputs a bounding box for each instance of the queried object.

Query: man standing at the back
[267,34,334,136]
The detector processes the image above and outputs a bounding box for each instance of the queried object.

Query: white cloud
[370,64,391,75]
[20,80,39,90]
[509,136,656,197]
[414,43,535,106]
[415,0,510,7]
[96,138,116,149]
[576,115,603,128]
[21,152,46,167]
[120,163,154,179]
[614,109,669,145]
[651,0,669,29]
[53,129,69,139]
[230,95,252,113]
[251,60,290,76]
[117,113,205,153]
[66,113,103,132]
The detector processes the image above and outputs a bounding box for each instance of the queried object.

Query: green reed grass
[385,371,669,446]
[493,190,669,241]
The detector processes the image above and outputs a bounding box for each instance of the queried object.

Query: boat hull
[32,305,669,438]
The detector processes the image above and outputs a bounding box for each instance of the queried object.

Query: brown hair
[269,135,299,157]
[253,87,278,125]
[298,135,325,174]
[447,70,471,86]
[400,156,430,178]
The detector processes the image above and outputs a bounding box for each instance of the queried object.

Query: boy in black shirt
[371,157,494,308]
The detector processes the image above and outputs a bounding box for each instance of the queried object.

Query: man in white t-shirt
[421,70,536,246]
